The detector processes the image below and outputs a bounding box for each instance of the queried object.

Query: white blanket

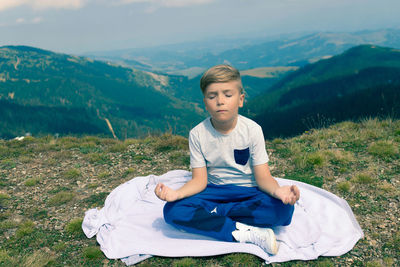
[82,170,363,265]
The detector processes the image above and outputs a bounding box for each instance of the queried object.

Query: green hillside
[245,45,400,138]
[0,46,206,139]
[0,99,108,139]
[0,118,398,265]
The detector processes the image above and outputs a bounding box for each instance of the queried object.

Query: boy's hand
[274,185,300,205]
[154,183,180,202]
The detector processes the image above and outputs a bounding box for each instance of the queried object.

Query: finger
[290,185,295,193]
[154,183,161,193]
[290,185,300,199]
[155,183,165,196]
[157,185,166,199]
[160,187,166,199]
[154,184,161,197]
[293,185,300,195]
[290,195,296,205]
[294,186,300,200]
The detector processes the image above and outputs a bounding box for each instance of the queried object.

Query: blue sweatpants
[163,183,294,242]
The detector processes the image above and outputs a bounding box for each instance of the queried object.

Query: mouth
[217,110,228,113]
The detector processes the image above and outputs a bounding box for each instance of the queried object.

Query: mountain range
[85,28,400,77]
[246,45,400,138]
[1,29,400,139]
[0,46,206,139]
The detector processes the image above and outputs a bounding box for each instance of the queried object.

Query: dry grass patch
[0,192,10,203]
[306,151,327,168]
[24,177,41,186]
[85,152,110,165]
[16,220,35,238]
[53,150,73,160]
[63,168,81,179]
[107,142,129,153]
[23,248,56,267]
[377,181,398,196]
[57,136,81,149]
[351,172,376,185]
[328,150,355,165]
[0,249,17,266]
[337,181,351,193]
[97,171,111,179]
[272,138,285,144]
[48,191,75,206]
[153,133,188,152]
[66,218,84,236]
[368,140,398,159]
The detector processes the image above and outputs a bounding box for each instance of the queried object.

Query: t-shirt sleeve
[189,129,206,168]
[250,125,269,166]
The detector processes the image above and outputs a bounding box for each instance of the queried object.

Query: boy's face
[203,80,244,126]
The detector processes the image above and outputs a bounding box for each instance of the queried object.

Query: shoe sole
[265,228,279,255]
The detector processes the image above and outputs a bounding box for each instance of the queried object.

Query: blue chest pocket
[234,147,250,165]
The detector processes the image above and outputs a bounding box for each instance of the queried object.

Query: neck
[211,116,238,134]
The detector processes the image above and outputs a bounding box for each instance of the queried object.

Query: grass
[121,167,135,178]
[0,118,398,266]
[337,181,351,193]
[83,192,109,208]
[83,246,103,260]
[62,168,81,179]
[23,249,56,266]
[85,152,111,165]
[153,133,188,152]
[0,192,10,204]
[368,140,398,159]
[351,172,375,184]
[0,249,15,266]
[66,218,84,236]
[172,257,198,267]
[48,192,75,206]
[24,177,41,186]
[16,220,35,238]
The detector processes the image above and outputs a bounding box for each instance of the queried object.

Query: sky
[0,0,399,54]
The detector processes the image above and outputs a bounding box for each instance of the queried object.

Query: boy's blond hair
[200,64,243,95]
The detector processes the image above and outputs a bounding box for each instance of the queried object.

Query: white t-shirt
[189,115,269,187]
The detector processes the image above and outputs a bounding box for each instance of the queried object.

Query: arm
[253,163,300,205]
[155,167,208,202]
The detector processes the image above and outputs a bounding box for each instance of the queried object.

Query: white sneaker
[232,222,279,255]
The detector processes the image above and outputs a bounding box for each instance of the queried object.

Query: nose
[216,95,224,105]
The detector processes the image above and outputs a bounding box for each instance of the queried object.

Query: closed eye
[207,93,217,99]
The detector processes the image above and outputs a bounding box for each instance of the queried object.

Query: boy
[155,64,300,255]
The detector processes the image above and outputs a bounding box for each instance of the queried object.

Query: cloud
[0,0,25,11]
[15,17,43,25]
[117,0,214,8]
[32,17,43,23]
[0,0,214,12]
[0,16,44,27]
[0,0,86,11]
[16,18,26,24]
[113,0,214,13]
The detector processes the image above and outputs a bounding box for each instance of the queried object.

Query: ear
[238,93,245,108]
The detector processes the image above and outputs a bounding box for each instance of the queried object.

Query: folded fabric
[82,170,363,265]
